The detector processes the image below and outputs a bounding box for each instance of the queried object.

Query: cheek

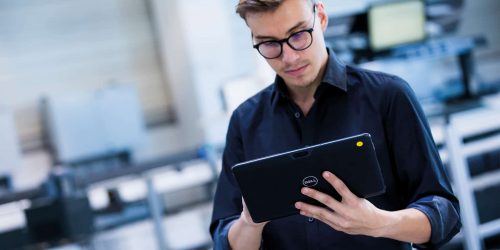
[266,59,282,72]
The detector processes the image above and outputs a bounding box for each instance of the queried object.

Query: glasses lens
[288,31,312,51]
[258,41,282,59]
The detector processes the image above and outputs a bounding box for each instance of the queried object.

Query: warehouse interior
[0,0,499,249]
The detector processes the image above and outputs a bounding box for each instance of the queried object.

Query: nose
[281,43,299,63]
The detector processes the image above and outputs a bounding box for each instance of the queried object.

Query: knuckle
[334,179,345,188]
[319,194,330,203]
[330,224,341,232]
[319,210,328,218]
[340,220,351,229]
[324,197,337,208]
[333,178,341,187]
[319,210,332,221]
[337,183,347,193]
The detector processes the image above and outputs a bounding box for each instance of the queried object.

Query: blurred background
[0,0,499,249]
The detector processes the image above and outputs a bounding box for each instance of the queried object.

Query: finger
[297,202,359,235]
[295,201,345,229]
[323,171,358,202]
[242,198,249,212]
[300,186,344,213]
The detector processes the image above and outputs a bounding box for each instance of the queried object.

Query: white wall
[150,0,264,146]
[0,110,21,176]
[0,0,172,149]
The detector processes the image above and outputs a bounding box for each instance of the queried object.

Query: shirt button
[308,217,314,222]
[294,112,300,118]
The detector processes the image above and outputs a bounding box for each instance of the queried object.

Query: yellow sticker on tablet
[356,141,364,147]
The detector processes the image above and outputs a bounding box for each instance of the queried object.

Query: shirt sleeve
[382,75,461,248]
[210,111,245,246]
[212,215,239,250]
[409,196,461,249]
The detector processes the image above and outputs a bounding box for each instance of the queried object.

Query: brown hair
[236,0,316,20]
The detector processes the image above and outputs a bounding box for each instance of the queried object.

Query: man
[210,0,461,249]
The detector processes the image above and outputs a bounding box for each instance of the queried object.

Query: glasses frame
[253,5,317,59]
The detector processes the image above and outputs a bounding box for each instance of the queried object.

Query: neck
[288,82,318,116]
[288,52,328,116]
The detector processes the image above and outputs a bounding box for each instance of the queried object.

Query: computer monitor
[359,55,464,105]
[368,0,426,52]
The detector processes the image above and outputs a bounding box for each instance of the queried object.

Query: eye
[260,41,280,49]
[289,31,307,42]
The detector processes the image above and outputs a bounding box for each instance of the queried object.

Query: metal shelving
[442,106,500,249]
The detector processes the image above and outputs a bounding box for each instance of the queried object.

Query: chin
[283,76,315,88]
[286,81,315,90]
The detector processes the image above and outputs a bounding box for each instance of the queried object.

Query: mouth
[284,64,308,77]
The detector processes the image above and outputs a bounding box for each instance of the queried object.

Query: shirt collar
[271,47,348,107]
[322,47,348,92]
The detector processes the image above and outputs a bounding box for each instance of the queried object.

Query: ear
[316,1,329,32]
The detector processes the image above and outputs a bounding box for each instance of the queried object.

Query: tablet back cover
[232,133,385,223]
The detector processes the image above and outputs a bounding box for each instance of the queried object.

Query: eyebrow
[253,20,308,41]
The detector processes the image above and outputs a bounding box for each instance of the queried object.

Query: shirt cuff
[212,215,240,250]
[408,195,461,249]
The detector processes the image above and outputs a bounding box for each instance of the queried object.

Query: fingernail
[302,187,308,194]
[295,202,301,209]
[323,171,331,178]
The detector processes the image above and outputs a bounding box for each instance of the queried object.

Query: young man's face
[246,0,328,90]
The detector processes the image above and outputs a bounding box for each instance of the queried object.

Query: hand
[228,198,269,249]
[241,198,268,228]
[295,171,390,237]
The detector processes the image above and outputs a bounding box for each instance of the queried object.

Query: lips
[284,64,308,77]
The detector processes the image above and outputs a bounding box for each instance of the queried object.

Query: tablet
[231,133,385,223]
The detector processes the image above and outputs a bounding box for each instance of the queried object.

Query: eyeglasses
[253,5,316,59]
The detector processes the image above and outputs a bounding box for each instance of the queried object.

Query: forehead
[246,0,312,38]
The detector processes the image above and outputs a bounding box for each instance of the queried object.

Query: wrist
[368,208,432,244]
[372,209,400,238]
[228,215,266,250]
[240,212,268,229]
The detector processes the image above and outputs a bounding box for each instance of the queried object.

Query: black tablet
[231,133,385,223]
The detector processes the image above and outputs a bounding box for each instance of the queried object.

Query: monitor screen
[359,55,464,105]
[368,0,426,51]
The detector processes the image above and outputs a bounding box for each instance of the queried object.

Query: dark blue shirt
[210,48,460,249]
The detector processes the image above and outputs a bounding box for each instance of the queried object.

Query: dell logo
[302,176,319,187]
